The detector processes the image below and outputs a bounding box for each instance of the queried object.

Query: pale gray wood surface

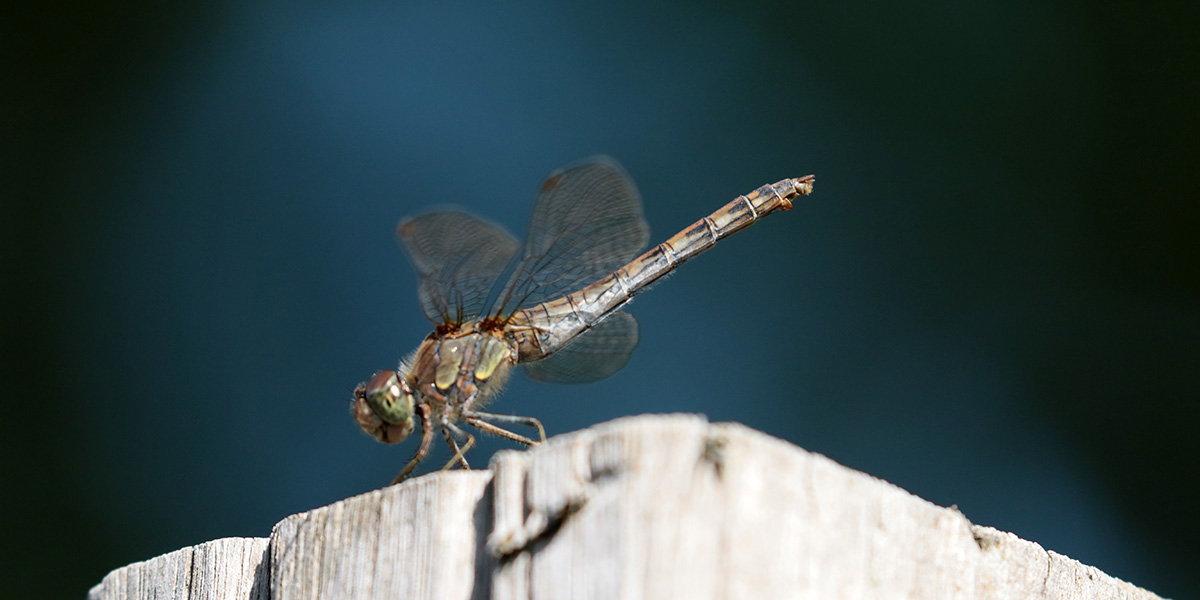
[270,470,492,599]
[88,414,1168,600]
[88,537,268,600]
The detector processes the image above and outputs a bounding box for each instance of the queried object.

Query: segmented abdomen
[509,175,815,360]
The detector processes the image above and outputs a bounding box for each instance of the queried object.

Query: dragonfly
[353,157,815,484]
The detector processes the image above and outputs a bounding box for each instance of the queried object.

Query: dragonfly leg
[392,402,435,485]
[463,410,546,445]
[441,421,475,471]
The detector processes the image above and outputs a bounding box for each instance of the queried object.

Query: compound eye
[352,370,415,444]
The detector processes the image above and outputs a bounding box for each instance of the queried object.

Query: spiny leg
[441,421,475,471]
[463,409,546,445]
[392,403,435,485]
[439,426,462,470]
[474,410,547,443]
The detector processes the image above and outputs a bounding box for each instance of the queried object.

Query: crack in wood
[489,491,590,560]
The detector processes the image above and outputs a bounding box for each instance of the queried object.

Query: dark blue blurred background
[3,1,1197,598]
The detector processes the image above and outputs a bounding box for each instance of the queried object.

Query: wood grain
[88,537,268,600]
[88,414,1166,600]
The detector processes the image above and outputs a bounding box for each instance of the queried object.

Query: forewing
[396,211,519,324]
[492,157,650,318]
[522,311,639,383]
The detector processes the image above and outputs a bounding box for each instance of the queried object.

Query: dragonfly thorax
[353,326,518,446]
[405,328,517,417]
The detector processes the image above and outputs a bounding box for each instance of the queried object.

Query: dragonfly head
[352,370,416,444]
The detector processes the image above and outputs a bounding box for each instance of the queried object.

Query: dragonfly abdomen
[512,175,815,360]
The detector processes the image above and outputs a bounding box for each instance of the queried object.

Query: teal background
[3,2,1197,597]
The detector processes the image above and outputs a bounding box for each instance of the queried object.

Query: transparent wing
[491,156,650,318]
[522,311,639,383]
[396,210,519,325]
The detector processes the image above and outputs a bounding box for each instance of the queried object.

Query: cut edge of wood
[86,413,1168,600]
[87,536,270,600]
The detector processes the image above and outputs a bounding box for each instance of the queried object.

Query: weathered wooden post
[88,414,1166,600]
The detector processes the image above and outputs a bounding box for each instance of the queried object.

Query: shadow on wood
[87,414,1166,600]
